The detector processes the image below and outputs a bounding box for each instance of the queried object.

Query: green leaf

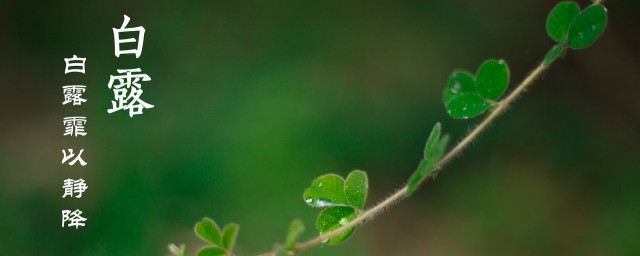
[568,5,607,49]
[344,170,368,209]
[445,94,490,119]
[284,219,305,251]
[546,1,580,42]
[195,218,223,246]
[544,44,567,66]
[406,134,449,197]
[197,246,226,256]
[423,123,441,160]
[475,59,509,100]
[405,159,431,197]
[303,174,349,208]
[432,135,450,167]
[316,206,357,245]
[443,71,475,106]
[222,223,239,251]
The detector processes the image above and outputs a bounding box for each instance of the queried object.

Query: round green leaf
[568,5,607,49]
[303,174,349,208]
[475,59,509,100]
[445,94,490,119]
[546,1,580,42]
[284,219,305,250]
[316,206,357,245]
[344,170,368,209]
[197,246,226,256]
[443,71,475,106]
[222,223,239,251]
[195,218,223,246]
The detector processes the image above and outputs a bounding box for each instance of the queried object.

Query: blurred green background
[1,0,639,255]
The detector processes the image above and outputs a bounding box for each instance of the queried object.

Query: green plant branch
[254,46,562,256]
[172,1,608,255]
[249,3,609,256]
[291,57,552,256]
[255,3,608,256]
[288,6,603,256]
[254,56,550,256]
[281,2,609,253]
[437,61,546,169]
[297,186,408,252]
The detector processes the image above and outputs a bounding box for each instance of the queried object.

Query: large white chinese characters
[108,15,153,117]
[107,68,154,116]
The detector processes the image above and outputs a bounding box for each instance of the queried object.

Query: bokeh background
[1,0,639,255]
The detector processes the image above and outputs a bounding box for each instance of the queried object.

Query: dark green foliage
[545,1,607,49]
[443,60,509,119]
[303,170,368,245]
[546,2,580,42]
[568,5,607,49]
[316,206,357,245]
